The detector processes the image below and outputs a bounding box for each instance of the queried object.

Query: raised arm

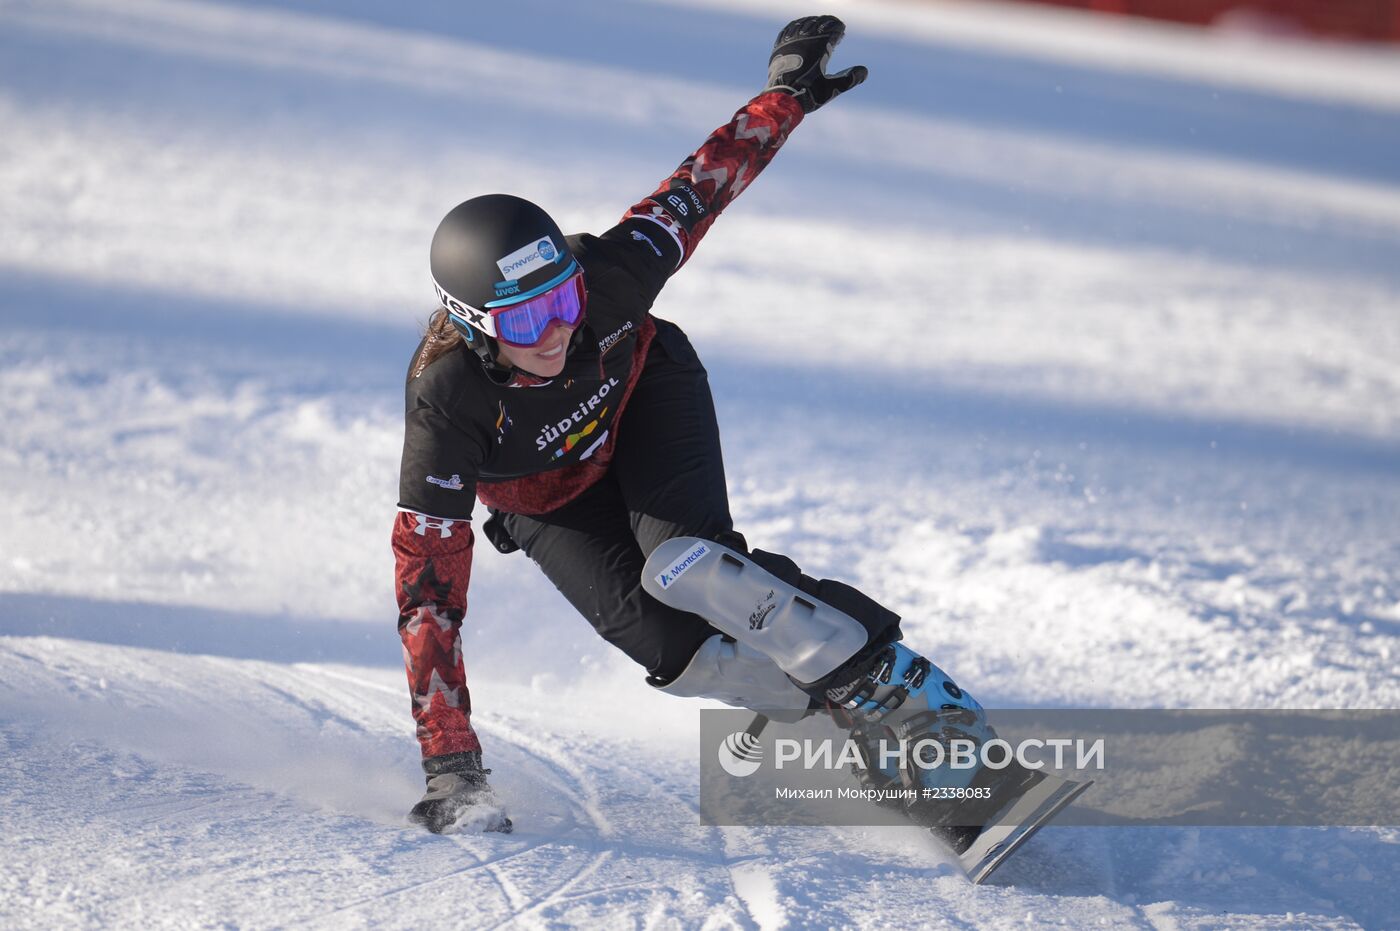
[616,15,867,273]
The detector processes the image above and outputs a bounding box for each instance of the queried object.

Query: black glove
[764,15,868,114]
[408,751,513,834]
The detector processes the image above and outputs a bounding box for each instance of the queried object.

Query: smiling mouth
[537,343,565,359]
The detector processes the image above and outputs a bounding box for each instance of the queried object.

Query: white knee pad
[642,537,868,684]
[651,634,811,720]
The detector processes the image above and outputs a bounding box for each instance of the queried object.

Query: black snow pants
[488,318,899,683]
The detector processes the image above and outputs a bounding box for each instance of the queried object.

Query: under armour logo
[414,515,455,538]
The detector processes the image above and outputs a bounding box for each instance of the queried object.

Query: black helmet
[430,195,581,371]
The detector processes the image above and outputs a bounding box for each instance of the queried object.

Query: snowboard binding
[825,638,1093,877]
[822,641,1002,819]
[642,536,1093,883]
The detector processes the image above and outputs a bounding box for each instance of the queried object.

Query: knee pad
[641,536,896,685]
[747,547,901,649]
[648,634,813,721]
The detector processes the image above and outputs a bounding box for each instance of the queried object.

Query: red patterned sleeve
[393,510,481,759]
[622,91,805,270]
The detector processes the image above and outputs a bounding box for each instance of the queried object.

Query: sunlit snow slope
[2,0,1398,927]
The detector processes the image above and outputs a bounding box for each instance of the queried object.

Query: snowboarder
[394,16,1083,874]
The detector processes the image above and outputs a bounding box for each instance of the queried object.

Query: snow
[2,0,1398,926]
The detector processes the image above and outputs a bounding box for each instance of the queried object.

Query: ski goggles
[470,263,579,347]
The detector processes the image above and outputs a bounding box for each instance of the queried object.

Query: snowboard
[755,709,1091,884]
[952,770,1092,884]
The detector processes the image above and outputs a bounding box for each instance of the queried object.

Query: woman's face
[494,321,576,378]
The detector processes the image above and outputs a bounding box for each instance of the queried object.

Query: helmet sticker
[496,237,562,281]
[433,279,495,336]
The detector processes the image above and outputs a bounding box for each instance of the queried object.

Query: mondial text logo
[718,730,764,778]
[654,542,709,590]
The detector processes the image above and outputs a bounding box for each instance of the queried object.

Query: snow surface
[2,0,1399,926]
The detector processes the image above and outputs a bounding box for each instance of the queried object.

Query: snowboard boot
[823,641,1025,849]
[408,751,513,834]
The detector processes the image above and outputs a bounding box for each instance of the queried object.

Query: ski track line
[581,730,764,917]
[308,665,623,921]
[718,827,875,930]
[307,666,611,837]
[664,777,768,925]
[252,664,589,920]
[717,843,768,931]
[298,664,401,704]
[391,678,724,922]
[255,678,387,738]
[477,848,616,931]
[473,719,615,839]
[286,664,408,734]
[463,848,529,919]
[695,810,763,926]
[123,796,241,829]
[462,701,773,925]
[189,665,1006,923]
[446,830,534,918]
[458,730,619,926]
[528,874,656,910]
[309,666,850,925]
[312,837,551,922]
[101,793,229,818]
[300,665,614,835]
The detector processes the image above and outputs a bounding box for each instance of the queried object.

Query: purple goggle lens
[491,273,587,347]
